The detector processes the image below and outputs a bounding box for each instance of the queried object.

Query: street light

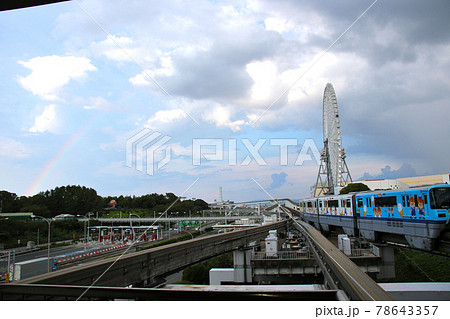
[31,214,53,273]
[84,212,93,251]
[166,212,178,239]
[129,213,141,242]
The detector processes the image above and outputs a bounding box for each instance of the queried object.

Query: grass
[377,248,450,282]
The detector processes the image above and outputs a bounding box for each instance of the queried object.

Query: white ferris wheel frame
[323,83,343,189]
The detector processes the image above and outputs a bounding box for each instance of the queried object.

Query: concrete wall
[380,283,450,301]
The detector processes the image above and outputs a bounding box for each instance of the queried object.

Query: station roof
[0,212,33,220]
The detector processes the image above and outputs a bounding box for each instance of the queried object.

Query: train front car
[355,184,450,251]
[316,194,356,236]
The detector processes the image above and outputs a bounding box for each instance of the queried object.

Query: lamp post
[31,215,52,273]
[129,213,141,241]
[84,212,93,251]
[167,213,177,239]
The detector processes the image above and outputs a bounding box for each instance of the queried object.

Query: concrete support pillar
[233,248,252,283]
[377,245,395,279]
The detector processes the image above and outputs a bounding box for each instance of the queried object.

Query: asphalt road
[1,226,219,275]
[0,242,112,274]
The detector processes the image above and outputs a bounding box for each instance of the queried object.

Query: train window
[357,198,363,207]
[402,196,406,207]
[429,187,450,209]
[328,200,339,207]
[307,202,312,208]
[423,194,428,205]
[414,195,418,206]
[319,201,323,208]
[374,196,397,207]
[374,197,380,207]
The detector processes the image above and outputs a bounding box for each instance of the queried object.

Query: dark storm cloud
[264,0,450,65]
[285,0,450,175]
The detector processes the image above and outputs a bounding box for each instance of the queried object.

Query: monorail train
[299,184,450,250]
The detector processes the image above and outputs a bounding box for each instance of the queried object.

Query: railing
[348,248,374,257]
[252,250,311,260]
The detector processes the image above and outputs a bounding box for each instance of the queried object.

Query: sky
[1,0,449,203]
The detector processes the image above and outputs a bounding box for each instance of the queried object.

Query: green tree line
[0,186,209,218]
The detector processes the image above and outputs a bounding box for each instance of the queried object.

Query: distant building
[357,179,409,191]
[54,214,76,220]
[355,173,450,191]
[312,173,450,196]
[0,212,33,220]
[397,174,450,187]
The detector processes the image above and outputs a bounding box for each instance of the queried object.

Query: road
[0,242,113,274]
[1,225,220,276]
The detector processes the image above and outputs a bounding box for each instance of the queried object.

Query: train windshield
[429,187,450,209]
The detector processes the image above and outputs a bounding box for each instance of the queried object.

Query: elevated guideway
[15,221,287,288]
[212,198,299,208]
[93,216,264,223]
[293,219,393,300]
[1,217,396,301]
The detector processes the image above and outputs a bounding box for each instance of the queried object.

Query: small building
[358,179,409,191]
[0,212,33,220]
[54,214,76,220]
[265,230,278,257]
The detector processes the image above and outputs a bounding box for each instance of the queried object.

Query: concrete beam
[19,221,287,287]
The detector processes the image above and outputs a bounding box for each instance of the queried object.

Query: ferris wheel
[314,83,352,196]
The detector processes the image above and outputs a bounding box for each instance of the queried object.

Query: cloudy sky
[1,0,449,203]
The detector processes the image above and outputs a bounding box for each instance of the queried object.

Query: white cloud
[129,55,175,86]
[29,104,57,133]
[90,35,137,62]
[0,137,30,159]
[82,96,113,111]
[170,143,192,156]
[147,108,187,128]
[18,55,97,100]
[202,105,247,132]
[246,60,280,102]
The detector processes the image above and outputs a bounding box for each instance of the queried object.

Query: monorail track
[293,220,394,300]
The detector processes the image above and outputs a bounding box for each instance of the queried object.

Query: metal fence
[252,250,311,260]
[348,248,374,257]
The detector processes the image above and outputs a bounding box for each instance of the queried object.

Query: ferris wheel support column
[313,140,333,196]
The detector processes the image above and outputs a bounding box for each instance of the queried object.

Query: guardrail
[0,283,338,301]
[252,250,311,260]
[54,244,129,268]
[292,220,394,301]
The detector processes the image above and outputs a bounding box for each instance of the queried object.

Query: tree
[20,204,51,218]
[340,182,370,194]
[0,190,22,212]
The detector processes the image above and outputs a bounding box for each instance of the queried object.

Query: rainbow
[26,116,102,196]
